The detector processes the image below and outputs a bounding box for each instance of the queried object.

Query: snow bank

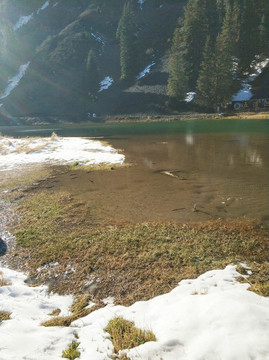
[0,267,74,360]
[0,265,268,359]
[98,76,114,92]
[0,62,30,100]
[136,62,155,80]
[0,136,124,171]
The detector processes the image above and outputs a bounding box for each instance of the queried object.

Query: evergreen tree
[85,49,100,95]
[195,37,216,109]
[167,27,188,101]
[116,1,139,81]
[181,0,209,89]
[235,0,260,74]
[196,27,234,110]
[260,6,269,54]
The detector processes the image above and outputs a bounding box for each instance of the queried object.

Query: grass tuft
[62,338,80,360]
[0,272,10,287]
[0,311,11,322]
[105,316,156,355]
[41,295,101,327]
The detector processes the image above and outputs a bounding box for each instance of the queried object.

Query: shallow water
[1,120,269,223]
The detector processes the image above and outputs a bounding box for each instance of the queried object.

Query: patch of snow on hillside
[185,92,196,103]
[138,0,146,9]
[37,1,50,14]
[53,2,59,7]
[0,265,268,359]
[91,32,105,46]
[0,62,30,100]
[13,14,34,31]
[98,76,113,92]
[232,57,269,102]
[248,57,269,81]
[136,62,155,80]
[0,136,124,171]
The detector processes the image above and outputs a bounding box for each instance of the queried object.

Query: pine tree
[235,0,260,74]
[196,27,234,110]
[181,0,209,89]
[195,37,216,109]
[167,28,188,101]
[116,1,139,81]
[260,6,269,54]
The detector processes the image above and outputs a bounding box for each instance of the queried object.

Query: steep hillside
[0,0,186,123]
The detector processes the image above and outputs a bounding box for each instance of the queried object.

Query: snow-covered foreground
[0,136,124,171]
[0,265,268,360]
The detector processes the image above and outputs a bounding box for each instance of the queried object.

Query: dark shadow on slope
[0,239,7,256]
[138,72,169,86]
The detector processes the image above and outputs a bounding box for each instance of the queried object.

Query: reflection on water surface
[1,120,268,223]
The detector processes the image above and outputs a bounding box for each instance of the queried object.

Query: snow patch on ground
[98,76,114,92]
[0,62,30,100]
[0,265,268,359]
[0,136,124,171]
[136,62,155,80]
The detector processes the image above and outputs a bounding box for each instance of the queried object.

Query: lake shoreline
[1,111,269,128]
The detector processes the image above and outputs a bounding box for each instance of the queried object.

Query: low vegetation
[62,334,80,360]
[0,311,11,322]
[7,188,268,307]
[0,272,10,287]
[105,316,156,357]
[42,295,101,327]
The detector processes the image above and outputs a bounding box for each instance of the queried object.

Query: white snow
[37,1,50,14]
[136,62,155,80]
[0,267,74,360]
[232,57,269,102]
[0,264,268,360]
[98,76,114,92]
[13,14,34,31]
[185,91,196,103]
[0,136,124,171]
[0,62,30,100]
[232,82,252,101]
[13,1,50,31]
[138,0,146,10]
[91,32,105,46]
[53,2,59,7]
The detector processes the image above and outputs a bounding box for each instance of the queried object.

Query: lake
[1,119,269,224]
